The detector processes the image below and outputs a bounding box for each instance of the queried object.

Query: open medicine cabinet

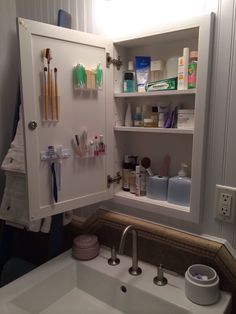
[2,14,214,224]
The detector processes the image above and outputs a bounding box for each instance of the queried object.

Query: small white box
[177,109,194,129]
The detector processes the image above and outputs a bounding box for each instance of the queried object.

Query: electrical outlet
[215,185,236,223]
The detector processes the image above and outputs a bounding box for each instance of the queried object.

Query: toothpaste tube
[145,77,177,92]
[135,56,151,92]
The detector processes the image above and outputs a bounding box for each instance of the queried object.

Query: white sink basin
[0,247,231,314]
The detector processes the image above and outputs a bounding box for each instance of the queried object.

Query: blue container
[167,164,191,206]
[147,176,168,201]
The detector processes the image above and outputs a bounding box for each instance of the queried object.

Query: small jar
[143,118,153,127]
[150,106,158,127]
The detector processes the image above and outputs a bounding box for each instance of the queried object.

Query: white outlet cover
[215,184,236,223]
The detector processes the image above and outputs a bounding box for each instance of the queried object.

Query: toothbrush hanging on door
[48,145,58,203]
[46,48,52,119]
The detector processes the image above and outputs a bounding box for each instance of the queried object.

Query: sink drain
[120,285,127,293]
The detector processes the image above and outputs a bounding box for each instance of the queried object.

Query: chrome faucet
[118,225,142,276]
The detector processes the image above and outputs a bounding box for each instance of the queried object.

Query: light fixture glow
[92,0,217,39]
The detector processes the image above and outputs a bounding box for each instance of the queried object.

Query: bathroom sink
[0,247,231,314]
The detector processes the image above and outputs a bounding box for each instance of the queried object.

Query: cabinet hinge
[106,53,122,70]
[107,172,122,188]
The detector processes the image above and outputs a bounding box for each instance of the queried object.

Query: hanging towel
[0,106,73,233]
[1,107,25,173]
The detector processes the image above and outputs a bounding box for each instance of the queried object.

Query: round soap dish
[185,264,220,305]
[72,234,100,261]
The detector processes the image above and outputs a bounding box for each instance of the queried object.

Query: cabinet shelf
[114,89,196,98]
[114,191,190,217]
[114,126,194,134]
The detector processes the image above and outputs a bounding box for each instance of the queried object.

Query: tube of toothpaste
[135,56,151,92]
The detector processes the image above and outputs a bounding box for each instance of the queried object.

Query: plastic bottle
[142,104,152,127]
[122,155,131,191]
[133,105,143,127]
[129,156,138,194]
[125,103,132,127]
[177,47,189,90]
[188,51,198,89]
[167,163,191,206]
[150,106,158,127]
[123,61,135,93]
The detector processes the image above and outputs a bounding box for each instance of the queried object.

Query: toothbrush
[57,145,62,191]
[45,48,52,119]
[54,68,59,120]
[51,68,57,120]
[160,154,171,177]
[43,67,48,120]
[48,146,58,202]
[51,162,58,202]
[94,136,99,156]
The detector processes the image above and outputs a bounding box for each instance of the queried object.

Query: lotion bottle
[177,47,189,90]
[125,103,132,127]
[188,51,198,89]
[167,163,191,206]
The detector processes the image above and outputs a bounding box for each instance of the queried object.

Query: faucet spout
[119,225,142,276]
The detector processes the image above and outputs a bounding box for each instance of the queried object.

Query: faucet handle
[108,245,120,266]
[153,264,168,286]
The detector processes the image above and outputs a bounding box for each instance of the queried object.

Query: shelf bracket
[107,172,122,188]
[106,53,122,70]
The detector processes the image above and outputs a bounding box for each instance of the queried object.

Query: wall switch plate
[215,184,236,223]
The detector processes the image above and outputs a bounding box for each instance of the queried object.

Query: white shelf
[113,191,190,220]
[114,126,194,134]
[114,89,196,98]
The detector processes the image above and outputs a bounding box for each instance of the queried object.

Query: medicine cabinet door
[17,18,114,221]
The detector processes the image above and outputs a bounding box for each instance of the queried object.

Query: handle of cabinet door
[28,121,37,130]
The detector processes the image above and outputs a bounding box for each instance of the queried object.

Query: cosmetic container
[135,56,151,92]
[133,105,143,127]
[150,60,164,82]
[188,51,198,89]
[142,104,151,126]
[135,165,146,196]
[166,56,178,78]
[177,47,189,90]
[72,234,100,260]
[177,109,194,129]
[125,103,132,127]
[158,104,169,128]
[167,163,191,206]
[150,106,158,127]
[123,61,135,93]
[129,156,138,194]
[122,155,131,191]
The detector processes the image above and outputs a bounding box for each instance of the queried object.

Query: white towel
[0,106,74,233]
[1,108,25,173]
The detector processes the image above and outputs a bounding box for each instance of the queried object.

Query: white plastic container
[177,109,194,129]
[177,47,189,90]
[185,264,220,305]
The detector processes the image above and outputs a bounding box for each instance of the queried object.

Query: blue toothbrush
[51,161,58,202]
